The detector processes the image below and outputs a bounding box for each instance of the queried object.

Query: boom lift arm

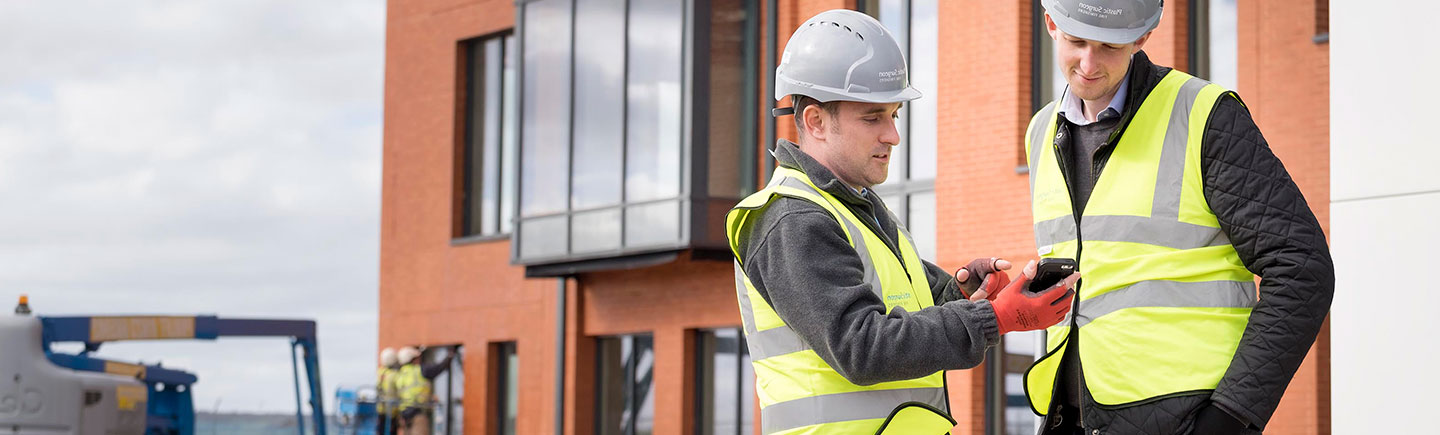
[38,315,326,435]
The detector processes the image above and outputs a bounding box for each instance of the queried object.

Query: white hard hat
[774,9,920,109]
[1042,0,1163,45]
[379,347,398,366]
[398,346,421,365]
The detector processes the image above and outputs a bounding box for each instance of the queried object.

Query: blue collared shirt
[1057,70,1130,126]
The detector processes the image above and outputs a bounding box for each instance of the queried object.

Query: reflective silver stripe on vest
[1034,214,1230,250]
[736,173,887,361]
[1151,78,1209,220]
[1062,280,1257,327]
[1028,101,1058,199]
[759,387,947,434]
[735,264,812,360]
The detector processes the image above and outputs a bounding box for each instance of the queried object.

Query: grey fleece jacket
[733,139,1000,386]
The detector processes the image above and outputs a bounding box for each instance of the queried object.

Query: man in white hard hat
[375,347,400,434]
[392,346,457,435]
[726,9,1080,434]
[1021,1,1334,433]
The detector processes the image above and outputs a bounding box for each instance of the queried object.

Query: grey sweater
[733,140,1000,386]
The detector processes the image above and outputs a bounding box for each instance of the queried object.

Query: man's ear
[802,104,829,142]
[1131,30,1153,53]
[1044,13,1060,41]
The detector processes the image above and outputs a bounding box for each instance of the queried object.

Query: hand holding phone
[1027,258,1077,293]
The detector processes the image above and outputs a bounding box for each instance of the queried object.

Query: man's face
[1046,14,1149,102]
[802,101,902,190]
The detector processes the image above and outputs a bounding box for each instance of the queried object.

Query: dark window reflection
[459,33,515,238]
[494,343,517,435]
[696,328,755,435]
[597,334,655,435]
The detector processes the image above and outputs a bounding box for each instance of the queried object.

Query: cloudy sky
[0,0,384,413]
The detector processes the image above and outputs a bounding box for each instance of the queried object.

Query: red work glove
[953,257,1012,301]
[990,260,1079,335]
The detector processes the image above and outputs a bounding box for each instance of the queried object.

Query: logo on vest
[884,293,914,307]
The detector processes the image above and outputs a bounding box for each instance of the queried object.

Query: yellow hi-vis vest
[726,166,956,435]
[376,366,399,414]
[1022,70,1257,414]
[394,364,432,410]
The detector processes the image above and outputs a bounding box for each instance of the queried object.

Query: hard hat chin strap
[772,107,795,117]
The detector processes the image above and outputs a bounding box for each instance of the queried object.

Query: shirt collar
[1058,69,1130,126]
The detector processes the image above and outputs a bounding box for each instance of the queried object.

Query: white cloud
[0,0,386,414]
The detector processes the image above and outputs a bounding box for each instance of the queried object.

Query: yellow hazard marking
[116,385,147,411]
[104,361,146,379]
[90,316,196,341]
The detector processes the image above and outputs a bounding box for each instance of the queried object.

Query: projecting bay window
[513,0,758,273]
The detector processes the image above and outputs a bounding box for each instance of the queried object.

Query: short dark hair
[791,95,841,135]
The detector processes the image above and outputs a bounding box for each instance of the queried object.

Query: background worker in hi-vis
[1022,0,1335,433]
[726,9,1080,435]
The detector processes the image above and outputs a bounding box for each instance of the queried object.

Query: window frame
[455,31,519,242]
[858,0,940,259]
[511,0,754,270]
[694,327,754,435]
[492,342,518,435]
[594,333,656,435]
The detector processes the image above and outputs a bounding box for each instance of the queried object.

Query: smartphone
[1028,258,1077,293]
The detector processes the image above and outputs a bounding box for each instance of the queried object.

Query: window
[860,0,939,259]
[596,334,655,435]
[1189,0,1239,91]
[493,342,518,435]
[515,0,754,267]
[422,345,466,434]
[1027,2,1071,170]
[696,328,755,435]
[458,33,518,238]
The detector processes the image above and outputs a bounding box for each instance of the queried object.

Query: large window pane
[907,0,937,181]
[697,328,755,435]
[572,209,622,254]
[500,35,519,234]
[868,0,910,187]
[1203,0,1238,91]
[521,0,573,216]
[707,0,758,198]
[907,191,936,260]
[495,342,518,435]
[597,334,656,435]
[625,200,681,248]
[519,215,568,259]
[572,0,626,209]
[626,0,684,202]
[421,346,465,435]
[459,34,512,238]
[480,38,504,235]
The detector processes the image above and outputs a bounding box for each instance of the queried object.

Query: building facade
[379,0,1331,433]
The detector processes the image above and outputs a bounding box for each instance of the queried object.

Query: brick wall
[380,0,1330,433]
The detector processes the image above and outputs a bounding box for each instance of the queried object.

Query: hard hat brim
[775,81,922,105]
[1045,8,1159,45]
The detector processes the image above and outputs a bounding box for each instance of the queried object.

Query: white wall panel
[1331,2,1440,201]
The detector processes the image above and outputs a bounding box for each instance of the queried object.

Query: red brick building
[380,0,1331,433]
